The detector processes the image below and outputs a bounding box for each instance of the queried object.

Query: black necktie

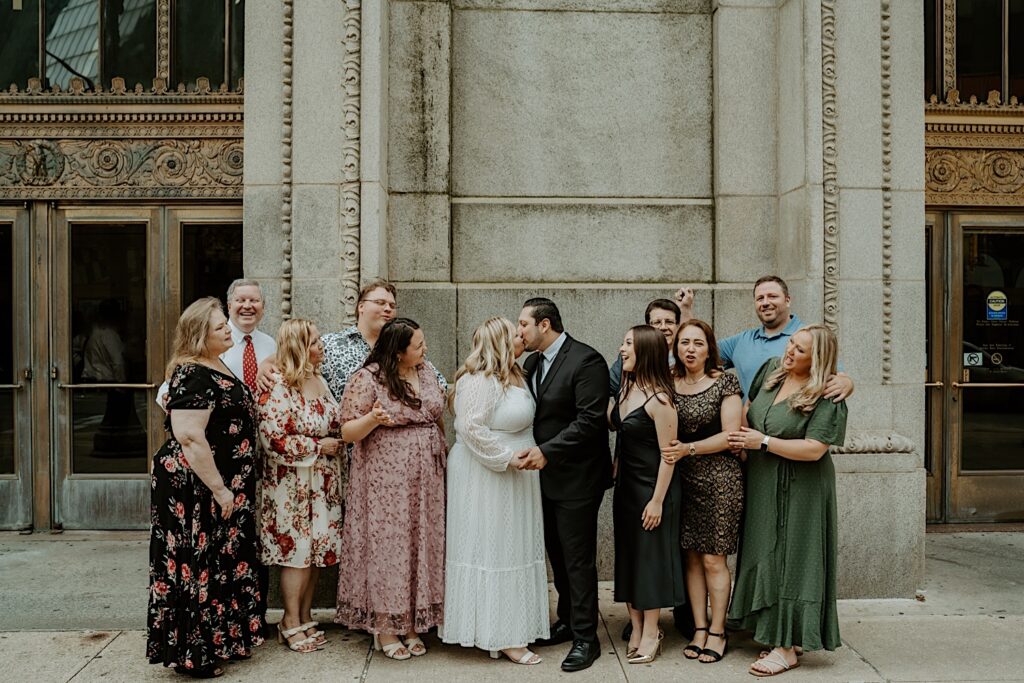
[535,354,546,392]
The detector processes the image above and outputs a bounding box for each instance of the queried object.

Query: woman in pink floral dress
[257,319,344,653]
[335,318,447,661]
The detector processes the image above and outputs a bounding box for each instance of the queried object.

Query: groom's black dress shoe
[561,639,600,672]
[535,621,573,647]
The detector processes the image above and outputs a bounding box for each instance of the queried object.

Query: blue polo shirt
[719,314,804,398]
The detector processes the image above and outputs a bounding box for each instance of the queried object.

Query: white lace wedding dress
[439,373,550,651]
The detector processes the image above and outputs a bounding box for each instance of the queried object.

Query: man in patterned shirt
[318,279,447,401]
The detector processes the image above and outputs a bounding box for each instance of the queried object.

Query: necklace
[682,373,707,386]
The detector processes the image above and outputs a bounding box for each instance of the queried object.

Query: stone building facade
[243,0,927,599]
[6,1,1024,600]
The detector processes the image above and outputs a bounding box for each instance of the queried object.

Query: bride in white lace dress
[440,317,549,665]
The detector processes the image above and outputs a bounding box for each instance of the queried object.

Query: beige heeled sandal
[373,634,411,660]
[277,622,319,653]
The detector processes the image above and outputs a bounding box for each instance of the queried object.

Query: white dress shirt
[534,332,567,392]
[155,320,277,408]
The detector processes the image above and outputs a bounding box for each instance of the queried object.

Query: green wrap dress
[727,358,848,651]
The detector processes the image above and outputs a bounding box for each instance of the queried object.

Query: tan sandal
[374,634,411,660]
[277,622,319,653]
[404,636,427,656]
[300,621,326,645]
[489,649,541,665]
[750,650,800,677]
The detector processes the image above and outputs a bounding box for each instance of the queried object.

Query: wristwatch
[688,442,697,457]
[760,435,771,452]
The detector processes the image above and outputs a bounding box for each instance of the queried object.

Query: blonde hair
[450,317,523,413]
[274,318,320,388]
[165,297,224,380]
[765,324,839,414]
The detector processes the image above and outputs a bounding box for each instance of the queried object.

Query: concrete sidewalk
[1,531,1022,682]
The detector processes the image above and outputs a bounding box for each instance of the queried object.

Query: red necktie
[242,335,258,391]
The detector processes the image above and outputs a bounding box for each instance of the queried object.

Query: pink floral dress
[334,363,447,635]
[257,376,344,568]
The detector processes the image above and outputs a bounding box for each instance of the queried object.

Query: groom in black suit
[514,298,612,672]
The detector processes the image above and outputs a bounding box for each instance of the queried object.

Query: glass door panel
[0,208,31,530]
[69,223,150,474]
[51,208,162,529]
[950,214,1024,521]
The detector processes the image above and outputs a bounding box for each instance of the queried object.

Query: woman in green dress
[725,324,848,677]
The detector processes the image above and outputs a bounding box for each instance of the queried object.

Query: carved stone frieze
[0,138,243,199]
[925,148,1024,206]
[831,433,916,455]
[880,0,893,384]
[281,0,295,319]
[821,0,839,331]
[341,0,362,325]
[941,0,955,95]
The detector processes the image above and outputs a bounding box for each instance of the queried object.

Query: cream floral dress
[257,375,344,568]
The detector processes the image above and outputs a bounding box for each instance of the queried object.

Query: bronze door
[46,205,243,529]
[946,213,1024,521]
[0,207,32,530]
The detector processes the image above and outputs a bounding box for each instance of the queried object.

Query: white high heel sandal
[373,633,411,660]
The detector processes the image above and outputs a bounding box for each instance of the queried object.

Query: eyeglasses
[361,298,397,310]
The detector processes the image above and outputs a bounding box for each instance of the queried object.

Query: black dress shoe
[535,621,573,647]
[621,622,632,641]
[561,639,600,672]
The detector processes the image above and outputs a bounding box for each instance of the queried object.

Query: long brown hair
[164,297,223,380]
[363,317,422,409]
[673,318,722,378]
[621,325,675,405]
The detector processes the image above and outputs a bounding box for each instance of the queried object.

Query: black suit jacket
[525,334,613,501]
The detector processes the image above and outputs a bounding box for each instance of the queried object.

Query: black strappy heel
[699,631,728,663]
[683,626,707,659]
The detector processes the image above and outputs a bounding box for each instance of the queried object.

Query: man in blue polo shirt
[682,275,853,401]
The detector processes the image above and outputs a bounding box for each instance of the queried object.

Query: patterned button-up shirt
[320,325,448,402]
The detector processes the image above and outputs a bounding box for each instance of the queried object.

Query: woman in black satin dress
[609,325,682,665]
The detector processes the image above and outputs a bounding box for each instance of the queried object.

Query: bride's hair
[450,317,524,413]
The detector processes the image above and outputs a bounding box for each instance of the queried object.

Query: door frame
[947,212,1024,521]
[0,205,33,530]
[49,205,164,529]
[925,211,945,522]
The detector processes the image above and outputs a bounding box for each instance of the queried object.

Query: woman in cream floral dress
[257,319,344,653]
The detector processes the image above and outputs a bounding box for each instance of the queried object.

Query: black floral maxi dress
[147,363,265,671]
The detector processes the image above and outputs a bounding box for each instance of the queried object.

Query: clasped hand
[660,439,689,464]
[512,446,547,471]
[726,426,765,451]
[370,400,395,426]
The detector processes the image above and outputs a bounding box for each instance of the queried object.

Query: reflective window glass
[1011,0,1024,100]
[70,223,148,474]
[101,0,157,89]
[0,0,40,90]
[181,222,244,308]
[924,0,938,99]
[0,223,13,476]
[45,0,100,91]
[956,0,1003,101]
[173,0,226,88]
[961,230,1024,472]
[229,0,244,88]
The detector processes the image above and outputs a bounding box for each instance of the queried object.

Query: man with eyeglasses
[318,279,447,402]
[608,291,693,398]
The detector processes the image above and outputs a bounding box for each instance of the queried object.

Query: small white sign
[964,352,983,367]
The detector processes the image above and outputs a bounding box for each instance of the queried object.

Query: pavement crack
[842,638,890,683]
[359,633,374,682]
[66,630,122,682]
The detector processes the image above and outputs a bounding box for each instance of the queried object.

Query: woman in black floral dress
[661,319,743,664]
[147,298,264,678]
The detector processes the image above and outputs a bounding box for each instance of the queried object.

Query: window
[0,0,244,92]
[172,0,244,90]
